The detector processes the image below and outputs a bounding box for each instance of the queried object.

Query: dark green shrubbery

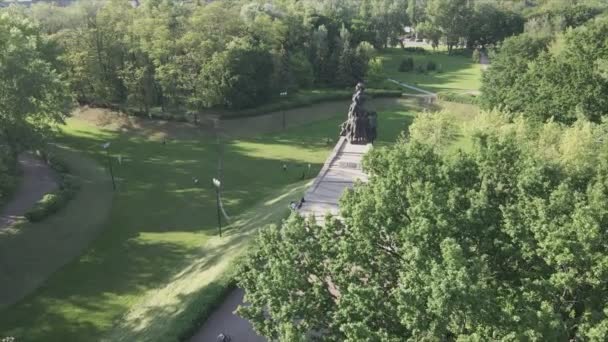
[438,91,479,105]
[398,57,414,72]
[0,143,17,208]
[426,60,437,71]
[401,46,427,54]
[24,155,79,222]
[224,89,402,119]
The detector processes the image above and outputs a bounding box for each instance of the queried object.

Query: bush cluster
[398,57,414,72]
[400,57,440,74]
[0,138,18,207]
[438,91,479,105]
[24,155,79,222]
[221,89,402,119]
[401,46,427,54]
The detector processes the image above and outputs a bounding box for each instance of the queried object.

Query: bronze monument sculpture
[340,82,377,144]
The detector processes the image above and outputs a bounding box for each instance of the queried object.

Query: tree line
[481,2,608,123]
[409,0,525,53]
[19,0,412,112]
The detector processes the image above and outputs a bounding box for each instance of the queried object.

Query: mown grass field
[0,100,417,341]
[376,47,483,94]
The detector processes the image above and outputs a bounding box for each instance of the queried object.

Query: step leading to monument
[298,136,371,220]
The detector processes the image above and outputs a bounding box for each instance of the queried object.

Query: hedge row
[80,89,403,122]
[223,88,403,119]
[437,91,479,105]
[401,46,428,54]
[0,148,18,209]
[24,155,79,222]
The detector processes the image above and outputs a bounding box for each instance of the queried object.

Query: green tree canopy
[467,3,524,48]
[239,112,608,340]
[424,0,472,54]
[0,12,72,204]
[0,12,72,150]
[195,41,274,109]
[481,16,608,123]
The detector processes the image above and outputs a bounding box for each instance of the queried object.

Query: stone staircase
[298,137,370,222]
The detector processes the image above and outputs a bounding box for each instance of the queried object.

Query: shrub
[366,57,384,84]
[409,110,458,149]
[415,64,426,73]
[426,60,437,71]
[472,49,481,63]
[401,46,427,54]
[223,88,402,119]
[438,91,479,105]
[24,156,79,223]
[398,57,414,72]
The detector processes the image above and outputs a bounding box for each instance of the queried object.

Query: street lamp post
[102,142,116,190]
[280,91,288,130]
[212,177,222,237]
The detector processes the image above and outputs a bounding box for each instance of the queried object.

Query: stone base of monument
[298,136,371,222]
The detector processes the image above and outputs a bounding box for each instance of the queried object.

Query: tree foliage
[467,3,524,48]
[239,113,608,340]
[7,0,415,112]
[481,16,608,123]
[0,12,72,203]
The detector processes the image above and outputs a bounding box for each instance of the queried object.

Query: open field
[377,48,483,94]
[0,99,418,341]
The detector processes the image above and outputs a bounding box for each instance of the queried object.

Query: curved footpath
[0,146,113,309]
[190,137,370,342]
[0,153,58,229]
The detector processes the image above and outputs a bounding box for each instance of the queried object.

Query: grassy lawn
[376,48,483,94]
[0,100,416,341]
[132,88,402,122]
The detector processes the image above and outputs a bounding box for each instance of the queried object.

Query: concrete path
[0,153,58,229]
[480,50,490,70]
[298,137,370,221]
[190,138,371,342]
[189,288,266,342]
[387,78,437,97]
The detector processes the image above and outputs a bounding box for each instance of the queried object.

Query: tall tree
[0,12,72,150]
[425,0,473,53]
[482,16,608,123]
[467,3,524,48]
[195,40,274,109]
[239,113,608,340]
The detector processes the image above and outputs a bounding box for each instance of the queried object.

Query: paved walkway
[190,137,371,342]
[480,50,490,70]
[387,78,437,97]
[0,153,58,229]
[298,137,370,221]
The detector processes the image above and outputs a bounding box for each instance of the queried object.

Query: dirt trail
[0,153,58,229]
